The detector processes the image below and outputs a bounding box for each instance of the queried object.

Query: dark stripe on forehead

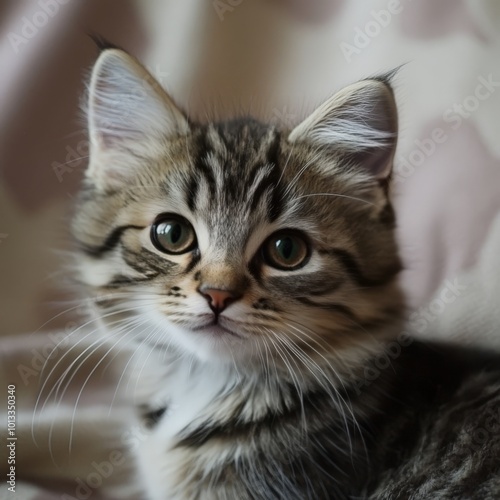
[195,132,217,197]
[319,248,401,287]
[249,168,278,212]
[266,129,281,169]
[77,225,144,258]
[186,173,199,212]
[247,162,270,191]
[267,133,284,221]
[249,133,284,221]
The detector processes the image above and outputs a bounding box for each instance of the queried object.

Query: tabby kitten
[72,49,500,499]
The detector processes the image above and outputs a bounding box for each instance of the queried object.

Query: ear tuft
[87,32,123,52]
[288,78,398,180]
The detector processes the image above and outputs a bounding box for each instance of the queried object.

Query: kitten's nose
[199,288,239,315]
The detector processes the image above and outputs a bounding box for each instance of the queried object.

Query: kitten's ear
[288,78,397,180]
[86,49,189,190]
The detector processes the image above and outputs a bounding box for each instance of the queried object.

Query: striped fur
[71,50,500,499]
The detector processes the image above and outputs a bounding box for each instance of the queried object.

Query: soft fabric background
[0,0,499,498]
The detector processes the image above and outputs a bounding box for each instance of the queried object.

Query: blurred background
[1,0,500,497]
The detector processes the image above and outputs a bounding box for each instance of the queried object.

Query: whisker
[265,329,306,432]
[107,325,162,415]
[67,320,154,453]
[293,192,375,206]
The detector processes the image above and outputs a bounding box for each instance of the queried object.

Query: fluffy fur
[71,49,500,499]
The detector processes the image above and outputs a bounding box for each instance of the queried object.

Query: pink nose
[200,288,238,314]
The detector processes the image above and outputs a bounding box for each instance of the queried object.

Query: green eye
[262,231,310,270]
[151,214,197,255]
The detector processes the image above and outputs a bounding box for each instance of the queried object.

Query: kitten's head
[73,49,403,371]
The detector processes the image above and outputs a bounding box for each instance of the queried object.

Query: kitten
[72,49,500,499]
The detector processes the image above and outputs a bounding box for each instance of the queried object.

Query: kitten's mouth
[191,318,242,338]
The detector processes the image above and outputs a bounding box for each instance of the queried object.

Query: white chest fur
[134,360,241,500]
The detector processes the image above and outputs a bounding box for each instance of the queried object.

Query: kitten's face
[73,50,403,369]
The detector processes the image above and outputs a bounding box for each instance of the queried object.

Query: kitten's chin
[192,324,243,340]
[156,317,249,364]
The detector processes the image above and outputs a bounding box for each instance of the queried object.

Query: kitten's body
[71,49,500,499]
[134,342,500,500]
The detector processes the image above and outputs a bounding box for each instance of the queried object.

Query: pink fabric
[396,120,500,307]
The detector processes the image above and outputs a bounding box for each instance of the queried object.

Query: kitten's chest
[151,362,229,438]
[136,364,243,500]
